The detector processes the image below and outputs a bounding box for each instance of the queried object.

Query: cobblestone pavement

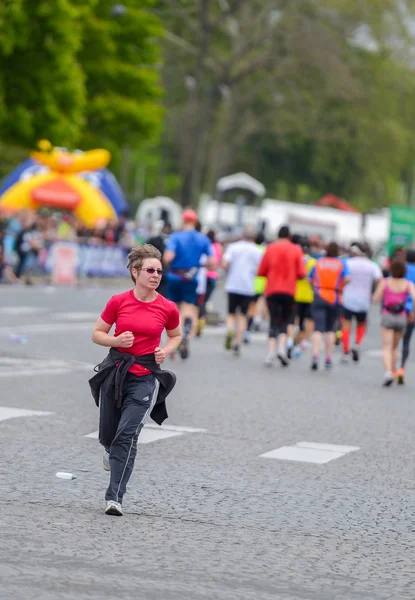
[0,283,414,600]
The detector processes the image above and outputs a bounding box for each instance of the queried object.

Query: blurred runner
[373,258,415,386]
[341,242,382,363]
[163,210,213,359]
[309,242,350,371]
[397,249,415,383]
[197,229,222,336]
[222,228,263,356]
[244,231,267,343]
[288,236,316,358]
[14,211,44,285]
[147,222,173,297]
[257,226,305,366]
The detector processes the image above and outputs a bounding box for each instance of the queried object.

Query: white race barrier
[44,243,130,278]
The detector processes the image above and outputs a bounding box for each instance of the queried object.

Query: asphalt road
[0,281,414,600]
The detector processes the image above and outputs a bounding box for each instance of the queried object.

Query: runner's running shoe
[325,357,333,370]
[277,352,290,367]
[397,368,405,385]
[383,372,394,387]
[351,347,360,362]
[179,338,189,359]
[196,318,205,337]
[264,353,275,367]
[225,330,234,350]
[292,345,302,359]
[105,501,123,516]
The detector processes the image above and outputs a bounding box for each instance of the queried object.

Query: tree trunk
[179,0,213,206]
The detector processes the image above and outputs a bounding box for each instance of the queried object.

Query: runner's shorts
[228,293,253,315]
[311,295,339,333]
[295,302,313,330]
[267,293,295,333]
[166,278,198,305]
[342,307,367,323]
[380,313,407,332]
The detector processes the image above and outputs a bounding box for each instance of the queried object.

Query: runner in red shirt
[257,225,305,366]
[92,244,181,516]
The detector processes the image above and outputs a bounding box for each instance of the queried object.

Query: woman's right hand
[116,331,135,348]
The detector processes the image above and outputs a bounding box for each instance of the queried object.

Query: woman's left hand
[154,347,166,365]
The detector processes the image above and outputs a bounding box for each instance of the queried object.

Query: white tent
[216,172,266,197]
[136,196,182,232]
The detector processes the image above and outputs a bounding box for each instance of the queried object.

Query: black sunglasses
[136,267,164,276]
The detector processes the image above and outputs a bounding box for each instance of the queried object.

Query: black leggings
[401,322,415,368]
[199,278,217,318]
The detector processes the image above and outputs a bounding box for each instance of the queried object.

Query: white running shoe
[103,450,110,472]
[105,501,123,516]
[264,353,275,367]
[382,372,394,387]
[340,353,349,364]
[277,352,290,367]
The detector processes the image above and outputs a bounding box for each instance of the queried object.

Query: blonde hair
[127,244,162,283]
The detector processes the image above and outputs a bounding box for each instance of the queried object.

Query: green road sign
[388,206,415,255]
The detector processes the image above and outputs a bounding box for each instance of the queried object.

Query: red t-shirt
[101,290,180,377]
[257,240,305,297]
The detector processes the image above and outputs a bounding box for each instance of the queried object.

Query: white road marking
[145,423,207,433]
[55,312,98,321]
[295,441,360,453]
[260,441,360,464]
[85,423,207,444]
[0,407,53,422]
[0,357,94,378]
[0,323,229,337]
[365,349,383,357]
[0,323,91,334]
[85,427,184,444]
[1,306,46,315]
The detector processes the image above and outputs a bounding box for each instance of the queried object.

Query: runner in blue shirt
[163,209,213,359]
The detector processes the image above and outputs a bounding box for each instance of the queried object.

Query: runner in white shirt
[341,243,382,362]
[222,228,264,356]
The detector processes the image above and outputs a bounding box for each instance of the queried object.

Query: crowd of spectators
[0,209,149,284]
[0,207,381,286]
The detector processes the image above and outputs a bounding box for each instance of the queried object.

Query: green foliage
[0,0,90,147]
[2,0,415,214]
[0,0,164,203]
[79,0,164,150]
[149,0,415,211]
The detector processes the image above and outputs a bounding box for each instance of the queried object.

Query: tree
[79,0,164,150]
[0,0,91,148]
[156,0,283,205]
[78,0,164,199]
[151,0,415,211]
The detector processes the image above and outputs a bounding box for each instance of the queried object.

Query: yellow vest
[295,254,316,303]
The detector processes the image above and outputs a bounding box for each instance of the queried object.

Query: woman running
[373,258,415,386]
[90,244,182,516]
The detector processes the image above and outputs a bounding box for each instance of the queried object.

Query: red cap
[182,209,198,223]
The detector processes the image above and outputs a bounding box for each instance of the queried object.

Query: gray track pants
[103,373,159,504]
